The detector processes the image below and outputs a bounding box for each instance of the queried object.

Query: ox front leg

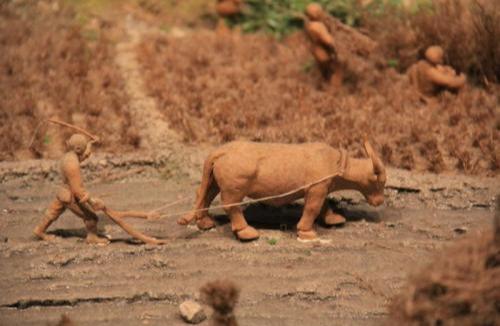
[297,184,328,241]
[221,192,259,241]
[320,203,346,226]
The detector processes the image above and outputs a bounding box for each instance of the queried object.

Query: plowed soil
[0,168,497,325]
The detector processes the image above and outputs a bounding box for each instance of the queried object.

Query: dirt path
[114,13,180,151]
[0,164,497,325]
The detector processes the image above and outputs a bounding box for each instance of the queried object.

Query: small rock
[453,227,468,234]
[179,300,206,324]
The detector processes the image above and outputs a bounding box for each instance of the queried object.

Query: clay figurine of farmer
[304,3,344,86]
[216,0,243,17]
[408,45,466,97]
[33,133,165,245]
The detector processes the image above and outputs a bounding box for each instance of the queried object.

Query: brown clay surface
[0,160,498,325]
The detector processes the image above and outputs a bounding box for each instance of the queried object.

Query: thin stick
[104,208,165,245]
[47,118,99,142]
[28,118,100,149]
[28,120,48,149]
[152,196,191,213]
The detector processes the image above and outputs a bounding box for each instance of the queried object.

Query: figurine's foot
[236,226,260,241]
[86,234,110,246]
[323,213,346,226]
[34,232,59,242]
[144,238,168,245]
[177,213,195,225]
[297,229,318,242]
[197,216,216,230]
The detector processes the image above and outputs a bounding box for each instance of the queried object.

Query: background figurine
[304,3,343,86]
[33,133,165,245]
[178,140,386,242]
[216,0,243,17]
[408,45,467,97]
[304,3,377,87]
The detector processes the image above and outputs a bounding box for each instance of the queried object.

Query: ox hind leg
[220,191,259,241]
[196,182,220,230]
[178,179,219,229]
[297,183,328,241]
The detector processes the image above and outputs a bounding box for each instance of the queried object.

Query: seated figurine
[408,45,466,97]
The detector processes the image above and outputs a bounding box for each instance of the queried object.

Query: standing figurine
[407,45,467,97]
[304,3,344,86]
[33,133,165,245]
[304,3,377,86]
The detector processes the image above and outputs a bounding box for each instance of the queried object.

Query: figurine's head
[305,3,324,21]
[425,45,444,65]
[67,134,92,162]
[358,141,386,207]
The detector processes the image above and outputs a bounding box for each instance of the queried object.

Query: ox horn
[363,140,386,183]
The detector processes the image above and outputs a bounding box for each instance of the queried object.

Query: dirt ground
[0,157,498,325]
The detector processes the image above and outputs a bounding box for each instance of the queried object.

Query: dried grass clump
[201,279,240,326]
[0,0,137,161]
[389,215,500,325]
[138,30,498,175]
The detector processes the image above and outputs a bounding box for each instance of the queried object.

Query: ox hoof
[323,214,346,226]
[197,216,216,230]
[297,229,318,241]
[86,235,110,246]
[236,226,260,241]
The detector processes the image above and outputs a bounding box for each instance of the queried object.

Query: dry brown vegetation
[389,226,500,325]
[0,1,139,161]
[367,0,500,85]
[138,30,498,175]
[1,0,498,177]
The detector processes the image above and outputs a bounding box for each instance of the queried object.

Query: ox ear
[363,140,386,183]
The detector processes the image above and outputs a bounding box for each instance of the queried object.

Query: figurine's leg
[330,62,344,87]
[33,198,65,241]
[297,184,328,241]
[67,203,110,245]
[196,183,219,230]
[320,203,346,226]
[220,191,259,241]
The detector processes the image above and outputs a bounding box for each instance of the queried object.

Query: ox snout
[367,195,384,207]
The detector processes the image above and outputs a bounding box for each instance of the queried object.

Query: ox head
[359,141,386,207]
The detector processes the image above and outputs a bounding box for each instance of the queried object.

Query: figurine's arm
[426,67,467,89]
[306,21,335,50]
